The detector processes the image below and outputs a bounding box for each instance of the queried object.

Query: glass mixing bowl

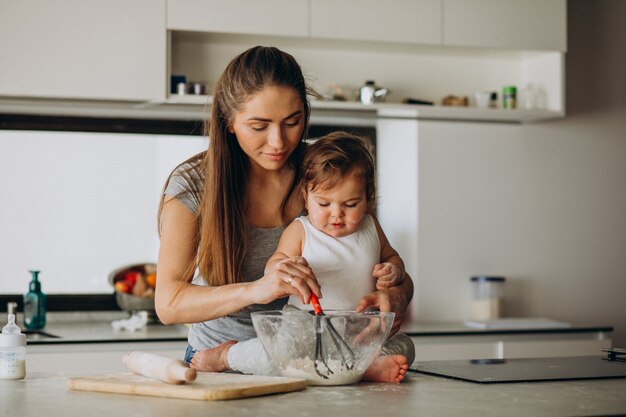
[251,310,394,386]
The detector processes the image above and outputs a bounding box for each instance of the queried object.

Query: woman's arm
[156,198,318,324]
[156,197,250,324]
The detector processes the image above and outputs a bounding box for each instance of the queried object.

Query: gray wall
[413,0,626,346]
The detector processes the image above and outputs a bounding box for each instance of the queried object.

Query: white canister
[470,276,505,320]
[0,314,27,379]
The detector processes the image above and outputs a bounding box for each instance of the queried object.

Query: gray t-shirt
[164,156,288,349]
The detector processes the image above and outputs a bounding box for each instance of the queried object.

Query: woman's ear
[227,124,235,134]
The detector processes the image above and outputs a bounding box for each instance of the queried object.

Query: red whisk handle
[310,294,323,316]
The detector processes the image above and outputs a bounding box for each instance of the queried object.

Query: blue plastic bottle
[23,270,46,330]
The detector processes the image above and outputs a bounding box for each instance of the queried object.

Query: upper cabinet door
[310,0,443,45]
[443,0,566,51]
[0,0,166,101]
[167,0,309,37]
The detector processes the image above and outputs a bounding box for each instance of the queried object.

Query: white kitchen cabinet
[0,0,567,119]
[167,0,309,38]
[0,0,166,101]
[310,0,442,45]
[443,0,567,51]
[403,322,613,363]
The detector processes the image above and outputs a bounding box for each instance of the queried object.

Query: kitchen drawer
[410,332,612,363]
[413,340,501,362]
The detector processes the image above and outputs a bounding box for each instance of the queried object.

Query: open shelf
[164,94,564,124]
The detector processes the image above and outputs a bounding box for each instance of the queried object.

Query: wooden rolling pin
[122,351,197,385]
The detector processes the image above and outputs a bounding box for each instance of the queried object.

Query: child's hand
[288,256,308,266]
[373,263,404,290]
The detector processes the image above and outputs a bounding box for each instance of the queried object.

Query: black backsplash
[0,294,119,312]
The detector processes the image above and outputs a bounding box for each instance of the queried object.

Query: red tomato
[124,271,141,286]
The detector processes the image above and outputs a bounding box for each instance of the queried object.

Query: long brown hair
[160,46,316,286]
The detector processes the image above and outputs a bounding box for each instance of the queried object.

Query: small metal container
[108,263,156,314]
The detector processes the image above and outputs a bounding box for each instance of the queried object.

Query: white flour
[282,357,363,386]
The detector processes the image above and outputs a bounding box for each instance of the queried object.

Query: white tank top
[288,214,380,310]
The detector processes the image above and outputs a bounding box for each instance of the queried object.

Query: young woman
[155,46,414,375]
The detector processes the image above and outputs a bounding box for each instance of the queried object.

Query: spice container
[0,311,27,380]
[502,86,517,109]
[470,276,505,320]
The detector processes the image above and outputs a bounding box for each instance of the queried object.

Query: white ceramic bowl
[251,310,394,386]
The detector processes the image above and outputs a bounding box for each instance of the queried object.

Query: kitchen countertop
[3,367,626,416]
[13,312,611,345]
[4,317,624,416]
[4,312,189,345]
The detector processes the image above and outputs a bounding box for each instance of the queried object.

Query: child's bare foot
[190,340,237,372]
[362,354,409,383]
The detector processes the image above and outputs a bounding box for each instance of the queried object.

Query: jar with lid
[470,276,505,320]
[0,310,27,380]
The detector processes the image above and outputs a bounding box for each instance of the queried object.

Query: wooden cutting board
[67,372,307,401]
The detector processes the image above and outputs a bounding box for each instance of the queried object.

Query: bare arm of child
[265,220,318,303]
[371,215,406,290]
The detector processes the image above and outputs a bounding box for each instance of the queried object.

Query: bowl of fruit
[108,263,157,313]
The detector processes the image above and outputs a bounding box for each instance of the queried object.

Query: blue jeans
[184,345,197,366]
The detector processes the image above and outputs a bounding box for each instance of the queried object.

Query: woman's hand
[250,256,321,305]
[355,274,413,335]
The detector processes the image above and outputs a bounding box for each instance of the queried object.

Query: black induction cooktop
[410,356,626,383]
